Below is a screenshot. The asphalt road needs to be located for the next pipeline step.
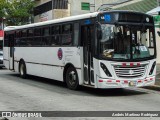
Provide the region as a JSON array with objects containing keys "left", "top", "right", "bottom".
[{"left": 0, "top": 69, "right": 160, "bottom": 120}]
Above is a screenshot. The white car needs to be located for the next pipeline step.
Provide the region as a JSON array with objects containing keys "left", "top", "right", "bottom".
[{"left": 0, "top": 50, "right": 4, "bottom": 68}]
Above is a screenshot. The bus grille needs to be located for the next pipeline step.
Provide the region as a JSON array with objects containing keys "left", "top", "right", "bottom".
[{"left": 114, "top": 65, "right": 147, "bottom": 78}]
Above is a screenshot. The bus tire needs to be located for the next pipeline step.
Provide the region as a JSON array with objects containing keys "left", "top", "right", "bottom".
[
  {"left": 65, "top": 66, "right": 79, "bottom": 90},
  {"left": 19, "top": 61, "right": 27, "bottom": 79}
]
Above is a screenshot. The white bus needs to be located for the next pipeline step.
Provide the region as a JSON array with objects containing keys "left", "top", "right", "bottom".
[{"left": 3, "top": 11, "right": 157, "bottom": 90}]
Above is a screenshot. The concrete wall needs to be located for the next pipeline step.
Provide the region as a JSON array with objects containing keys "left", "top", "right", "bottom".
[{"left": 53, "top": 9, "right": 70, "bottom": 19}]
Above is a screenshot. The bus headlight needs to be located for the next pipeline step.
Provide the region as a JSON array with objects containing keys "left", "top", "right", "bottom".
[
  {"left": 100, "top": 63, "right": 112, "bottom": 77},
  {"left": 149, "top": 61, "right": 156, "bottom": 75}
]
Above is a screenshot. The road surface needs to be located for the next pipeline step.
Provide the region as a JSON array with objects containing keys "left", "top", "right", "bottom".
[{"left": 0, "top": 69, "right": 160, "bottom": 120}]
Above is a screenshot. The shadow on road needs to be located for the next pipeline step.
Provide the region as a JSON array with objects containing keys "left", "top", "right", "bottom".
[
  {"left": 0, "top": 67, "right": 7, "bottom": 70},
  {"left": 7, "top": 73, "right": 148, "bottom": 97},
  {"left": 79, "top": 87, "right": 148, "bottom": 97}
]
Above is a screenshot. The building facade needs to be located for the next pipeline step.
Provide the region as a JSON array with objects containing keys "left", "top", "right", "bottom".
[
  {"left": 33, "top": 0, "right": 127, "bottom": 22},
  {"left": 34, "top": 0, "right": 70, "bottom": 22}
]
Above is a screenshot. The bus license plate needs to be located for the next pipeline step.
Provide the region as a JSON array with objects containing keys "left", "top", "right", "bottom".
[{"left": 129, "top": 81, "right": 137, "bottom": 86}]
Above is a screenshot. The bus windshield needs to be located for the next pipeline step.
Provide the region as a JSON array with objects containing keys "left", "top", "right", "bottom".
[{"left": 98, "top": 24, "right": 156, "bottom": 61}]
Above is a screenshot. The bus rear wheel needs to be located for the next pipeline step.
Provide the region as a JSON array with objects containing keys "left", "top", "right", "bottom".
[
  {"left": 65, "top": 66, "right": 79, "bottom": 90},
  {"left": 19, "top": 62, "right": 27, "bottom": 79}
]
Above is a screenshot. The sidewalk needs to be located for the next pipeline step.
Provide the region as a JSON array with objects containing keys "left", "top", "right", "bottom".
[
  {"left": 144, "top": 64, "right": 160, "bottom": 91},
  {"left": 155, "top": 64, "right": 160, "bottom": 86}
]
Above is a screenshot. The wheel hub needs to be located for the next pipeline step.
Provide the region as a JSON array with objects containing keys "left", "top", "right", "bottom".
[
  {"left": 68, "top": 71, "right": 76, "bottom": 86},
  {"left": 20, "top": 64, "right": 24, "bottom": 75}
]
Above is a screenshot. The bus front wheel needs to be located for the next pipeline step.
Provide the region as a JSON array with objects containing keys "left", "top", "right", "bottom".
[
  {"left": 65, "top": 66, "right": 79, "bottom": 90},
  {"left": 19, "top": 62, "right": 27, "bottom": 79}
]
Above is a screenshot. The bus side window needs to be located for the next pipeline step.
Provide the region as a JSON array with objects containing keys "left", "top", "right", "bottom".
[
  {"left": 28, "top": 29, "right": 34, "bottom": 37},
  {"left": 15, "top": 31, "right": 21, "bottom": 46},
  {"left": 61, "top": 24, "right": 72, "bottom": 45},
  {"left": 42, "top": 27, "right": 50, "bottom": 36},
  {"left": 42, "top": 27, "right": 51, "bottom": 46},
  {"left": 34, "top": 28, "right": 42, "bottom": 46},
  {"left": 52, "top": 36, "right": 60, "bottom": 46},
  {"left": 31, "top": 37, "right": 42, "bottom": 46},
  {"left": 51, "top": 25, "right": 61, "bottom": 46},
  {"left": 73, "top": 23, "right": 79, "bottom": 46},
  {"left": 8, "top": 32, "right": 15, "bottom": 47},
  {"left": 34, "top": 28, "right": 41, "bottom": 36},
  {"left": 51, "top": 26, "right": 60, "bottom": 35},
  {"left": 22, "top": 29, "right": 27, "bottom": 37},
  {"left": 4, "top": 33, "right": 9, "bottom": 47}
]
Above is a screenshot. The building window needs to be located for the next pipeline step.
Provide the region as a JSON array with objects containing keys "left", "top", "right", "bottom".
[
  {"left": 34, "top": 0, "right": 68, "bottom": 16},
  {"left": 53, "top": 0, "right": 68, "bottom": 9},
  {"left": 81, "top": 2, "right": 90, "bottom": 10}
]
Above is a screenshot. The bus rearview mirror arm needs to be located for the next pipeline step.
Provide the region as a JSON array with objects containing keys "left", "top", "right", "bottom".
[{"left": 96, "top": 22, "right": 102, "bottom": 40}]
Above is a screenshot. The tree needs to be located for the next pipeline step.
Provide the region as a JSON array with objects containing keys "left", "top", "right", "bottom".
[
  {"left": 0, "top": 0, "right": 8, "bottom": 19},
  {"left": 0, "top": 0, "right": 34, "bottom": 26}
]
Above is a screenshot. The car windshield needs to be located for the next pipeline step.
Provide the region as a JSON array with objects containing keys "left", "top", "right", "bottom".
[
  {"left": 98, "top": 24, "right": 156, "bottom": 60},
  {"left": 0, "top": 53, "right": 2, "bottom": 56}
]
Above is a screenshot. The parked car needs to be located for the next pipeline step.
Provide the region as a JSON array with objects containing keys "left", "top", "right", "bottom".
[{"left": 0, "top": 50, "right": 4, "bottom": 68}]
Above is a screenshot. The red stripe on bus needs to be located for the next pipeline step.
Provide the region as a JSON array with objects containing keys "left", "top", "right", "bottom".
[
  {"left": 137, "top": 63, "right": 140, "bottom": 66},
  {"left": 150, "top": 78, "right": 153, "bottom": 80},
  {"left": 116, "top": 80, "right": 120, "bottom": 82},
  {"left": 98, "top": 80, "right": 103, "bottom": 82},
  {"left": 107, "top": 80, "right": 112, "bottom": 82},
  {"left": 130, "top": 62, "right": 134, "bottom": 66},
  {"left": 124, "top": 80, "right": 128, "bottom": 83},
  {"left": 122, "top": 63, "right": 126, "bottom": 67}
]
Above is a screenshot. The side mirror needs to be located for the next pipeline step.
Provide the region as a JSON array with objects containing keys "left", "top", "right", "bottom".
[{"left": 157, "top": 31, "right": 160, "bottom": 36}]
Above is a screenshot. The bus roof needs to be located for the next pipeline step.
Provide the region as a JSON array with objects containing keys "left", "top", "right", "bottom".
[
  {"left": 4, "top": 12, "right": 99, "bottom": 31},
  {"left": 4, "top": 10, "right": 152, "bottom": 31}
]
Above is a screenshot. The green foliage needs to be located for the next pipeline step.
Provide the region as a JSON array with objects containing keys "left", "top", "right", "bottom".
[
  {"left": 0, "top": 0, "right": 8, "bottom": 19},
  {"left": 0, "top": 0, "right": 34, "bottom": 25}
]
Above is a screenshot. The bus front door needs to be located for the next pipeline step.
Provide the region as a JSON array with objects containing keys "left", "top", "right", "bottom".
[
  {"left": 82, "top": 25, "right": 94, "bottom": 85},
  {"left": 8, "top": 34, "right": 14, "bottom": 70}
]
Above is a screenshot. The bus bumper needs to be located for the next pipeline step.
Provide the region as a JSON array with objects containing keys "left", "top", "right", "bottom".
[{"left": 96, "top": 76, "right": 155, "bottom": 88}]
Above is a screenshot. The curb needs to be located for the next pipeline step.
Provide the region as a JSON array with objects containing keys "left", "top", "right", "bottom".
[{"left": 143, "top": 85, "right": 160, "bottom": 91}]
